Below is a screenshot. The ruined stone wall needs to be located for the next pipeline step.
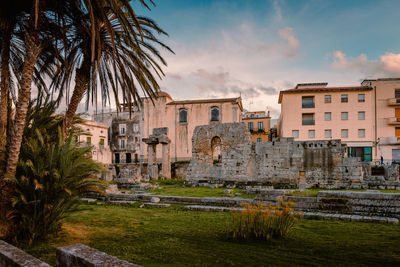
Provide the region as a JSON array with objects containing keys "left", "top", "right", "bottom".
[
  {"left": 186, "top": 123, "right": 253, "bottom": 183},
  {"left": 186, "top": 123, "right": 367, "bottom": 189}
]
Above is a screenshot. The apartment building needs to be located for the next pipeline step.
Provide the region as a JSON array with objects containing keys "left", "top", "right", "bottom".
[
  {"left": 279, "top": 82, "right": 373, "bottom": 161},
  {"left": 76, "top": 120, "right": 112, "bottom": 165},
  {"left": 279, "top": 79, "right": 400, "bottom": 162},
  {"left": 242, "top": 111, "right": 271, "bottom": 142}
]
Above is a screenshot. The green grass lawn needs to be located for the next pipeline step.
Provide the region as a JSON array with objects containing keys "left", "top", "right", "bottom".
[{"left": 22, "top": 203, "right": 400, "bottom": 266}]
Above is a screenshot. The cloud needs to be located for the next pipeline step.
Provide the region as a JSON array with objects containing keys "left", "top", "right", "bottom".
[
  {"left": 332, "top": 50, "right": 400, "bottom": 77},
  {"left": 167, "top": 73, "right": 182, "bottom": 80},
  {"left": 193, "top": 69, "right": 230, "bottom": 85},
  {"left": 258, "top": 86, "right": 278, "bottom": 95},
  {"left": 278, "top": 27, "right": 299, "bottom": 59}
]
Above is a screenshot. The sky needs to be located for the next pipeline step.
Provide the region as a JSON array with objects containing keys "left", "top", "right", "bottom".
[{"left": 127, "top": 0, "right": 400, "bottom": 118}]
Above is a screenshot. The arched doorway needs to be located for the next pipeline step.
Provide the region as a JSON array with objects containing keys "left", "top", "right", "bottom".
[{"left": 211, "top": 136, "right": 222, "bottom": 165}]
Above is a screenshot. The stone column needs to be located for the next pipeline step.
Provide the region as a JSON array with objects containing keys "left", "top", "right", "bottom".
[
  {"left": 143, "top": 136, "right": 159, "bottom": 180},
  {"left": 159, "top": 135, "right": 171, "bottom": 179}
]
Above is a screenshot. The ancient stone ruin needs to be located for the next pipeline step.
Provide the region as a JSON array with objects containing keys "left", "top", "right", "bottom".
[
  {"left": 186, "top": 123, "right": 400, "bottom": 189},
  {"left": 143, "top": 127, "right": 171, "bottom": 179}
]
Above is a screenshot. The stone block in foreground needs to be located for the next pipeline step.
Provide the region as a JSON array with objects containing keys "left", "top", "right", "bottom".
[
  {"left": 56, "top": 243, "right": 141, "bottom": 267},
  {"left": 0, "top": 240, "right": 50, "bottom": 267}
]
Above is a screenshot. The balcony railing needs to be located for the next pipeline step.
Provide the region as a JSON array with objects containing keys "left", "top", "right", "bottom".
[
  {"left": 379, "top": 136, "right": 400, "bottom": 145},
  {"left": 386, "top": 117, "right": 400, "bottom": 125},
  {"left": 387, "top": 98, "right": 400, "bottom": 106},
  {"left": 302, "top": 103, "right": 315, "bottom": 108},
  {"left": 302, "top": 120, "right": 315, "bottom": 125}
]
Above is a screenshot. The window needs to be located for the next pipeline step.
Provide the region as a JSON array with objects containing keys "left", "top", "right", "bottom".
[
  {"left": 250, "top": 114, "right": 255, "bottom": 118},
  {"left": 358, "top": 94, "right": 365, "bottom": 102},
  {"left": 341, "top": 129, "right": 348, "bottom": 138},
  {"left": 248, "top": 122, "right": 254, "bottom": 131},
  {"left": 395, "top": 89, "right": 400, "bottom": 99},
  {"left": 119, "top": 124, "right": 126, "bottom": 136},
  {"left": 341, "top": 94, "right": 348, "bottom": 103},
  {"left": 324, "top": 95, "right": 331, "bottom": 103},
  {"left": 292, "top": 130, "right": 299, "bottom": 138},
  {"left": 358, "top": 111, "right": 365, "bottom": 120},
  {"left": 257, "top": 138, "right": 262, "bottom": 142},
  {"left": 302, "top": 113, "right": 315, "bottom": 125},
  {"left": 179, "top": 109, "right": 188, "bottom": 123},
  {"left": 86, "top": 136, "right": 91, "bottom": 146},
  {"left": 120, "top": 139, "right": 126, "bottom": 149},
  {"left": 126, "top": 153, "right": 131, "bottom": 163},
  {"left": 325, "top": 129, "right": 332, "bottom": 138},
  {"left": 258, "top": 122, "right": 263, "bottom": 131},
  {"left": 99, "top": 138, "right": 105, "bottom": 148},
  {"left": 341, "top": 112, "right": 348, "bottom": 120},
  {"left": 358, "top": 129, "right": 365, "bottom": 138},
  {"left": 308, "top": 130, "right": 315, "bottom": 138},
  {"left": 211, "top": 107, "right": 219, "bottom": 121},
  {"left": 302, "top": 96, "right": 315, "bottom": 108},
  {"left": 324, "top": 112, "right": 331, "bottom": 121},
  {"left": 115, "top": 153, "right": 120, "bottom": 164}
]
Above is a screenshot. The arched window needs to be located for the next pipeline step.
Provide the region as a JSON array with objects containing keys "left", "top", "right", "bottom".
[
  {"left": 211, "top": 136, "right": 222, "bottom": 165},
  {"left": 211, "top": 107, "right": 219, "bottom": 121},
  {"left": 179, "top": 109, "right": 188, "bottom": 123}
]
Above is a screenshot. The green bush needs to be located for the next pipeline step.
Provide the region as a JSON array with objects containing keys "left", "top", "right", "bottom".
[
  {"left": 228, "top": 201, "right": 301, "bottom": 240},
  {"left": 10, "top": 101, "right": 106, "bottom": 244}
]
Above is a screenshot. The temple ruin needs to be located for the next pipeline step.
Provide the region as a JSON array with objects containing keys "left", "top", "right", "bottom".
[{"left": 186, "top": 123, "right": 400, "bottom": 189}]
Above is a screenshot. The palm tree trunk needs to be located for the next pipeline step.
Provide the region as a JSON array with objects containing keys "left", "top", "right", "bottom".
[
  {"left": 6, "top": 32, "right": 42, "bottom": 176},
  {"left": 62, "top": 56, "right": 91, "bottom": 138},
  {"left": 0, "top": 30, "right": 41, "bottom": 240},
  {"left": 0, "top": 27, "right": 11, "bottom": 153}
]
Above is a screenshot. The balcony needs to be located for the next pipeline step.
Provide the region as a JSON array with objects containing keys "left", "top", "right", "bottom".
[
  {"left": 379, "top": 136, "right": 400, "bottom": 145},
  {"left": 386, "top": 117, "right": 400, "bottom": 125},
  {"left": 302, "top": 120, "right": 315, "bottom": 125},
  {"left": 302, "top": 103, "right": 315, "bottom": 108},
  {"left": 387, "top": 98, "right": 400, "bottom": 106}
]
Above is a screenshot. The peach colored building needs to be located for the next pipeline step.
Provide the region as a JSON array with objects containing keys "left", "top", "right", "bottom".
[
  {"left": 361, "top": 78, "right": 400, "bottom": 162},
  {"left": 279, "top": 82, "right": 374, "bottom": 161},
  {"left": 279, "top": 79, "right": 400, "bottom": 162},
  {"left": 242, "top": 111, "right": 271, "bottom": 142},
  {"left": 77, "top": 120, "right": 112, "bottom": 165}
]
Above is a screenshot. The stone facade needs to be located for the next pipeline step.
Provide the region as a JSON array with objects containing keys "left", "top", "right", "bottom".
[{"left": 186, "top": 123, "right": 398, "bottom": 189}]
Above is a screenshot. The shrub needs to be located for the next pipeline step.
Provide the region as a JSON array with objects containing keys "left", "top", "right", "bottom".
[
  {"left": 9, "top": 101, "right": 106, "bottom": 244},
  {"left": 228, "top": 200, "right": 301, "bottom": 240}
]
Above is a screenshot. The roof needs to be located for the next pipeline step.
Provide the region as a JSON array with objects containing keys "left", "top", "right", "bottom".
[
  {"left": 278, "top": 86, "right": 371, "bottom": 103},
  {"left": 295, "top": 82, "right": 328, "bottom": 89},
  {"left": 166, "top": 97, "right": 243, "bottom": 110},
  {"left": 156, "top": 91, "right": 172, "bottom": 99}
]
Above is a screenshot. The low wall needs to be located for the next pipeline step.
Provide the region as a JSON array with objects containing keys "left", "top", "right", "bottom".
[
  {"left": 0, "top": 240, "right": 50, "bottom": 267},
  {"left": 57, "top": 244, "right": 141, "bottom": 267},
  {"left": 0, "top": 241, "right": 142, "bottom": 267},
  {"left": 172, "top": 161, "right": 190, "bottom": 179}
]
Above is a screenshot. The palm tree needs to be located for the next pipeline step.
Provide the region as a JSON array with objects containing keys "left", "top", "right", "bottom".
[{"left": 55, "top": 1, "right": 172, "bottom": 138}]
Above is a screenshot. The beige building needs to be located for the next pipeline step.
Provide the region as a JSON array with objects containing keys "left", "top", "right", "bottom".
[
  {"left": 142, "top": 92, "right": 243, "bottom": 161},
  {"left": 242, "top": 111, "right": 271, "bottom": 142},
  {"left": 279, "top": 79, "right": 400, "bottom": 162},
  {"left": 77, "top": 120, "right": 112, "bottom": 165},
  {"left": 94, "top": 92, "right": 243, "bottom": 163}
]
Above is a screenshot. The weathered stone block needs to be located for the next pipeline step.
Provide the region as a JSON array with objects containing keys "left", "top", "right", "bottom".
[
  {"left": 56, "top": 244, "right": 141, "bottom": 267},
  {"left": 0, "top": 240, "right": 50, "bottom": 267}
]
